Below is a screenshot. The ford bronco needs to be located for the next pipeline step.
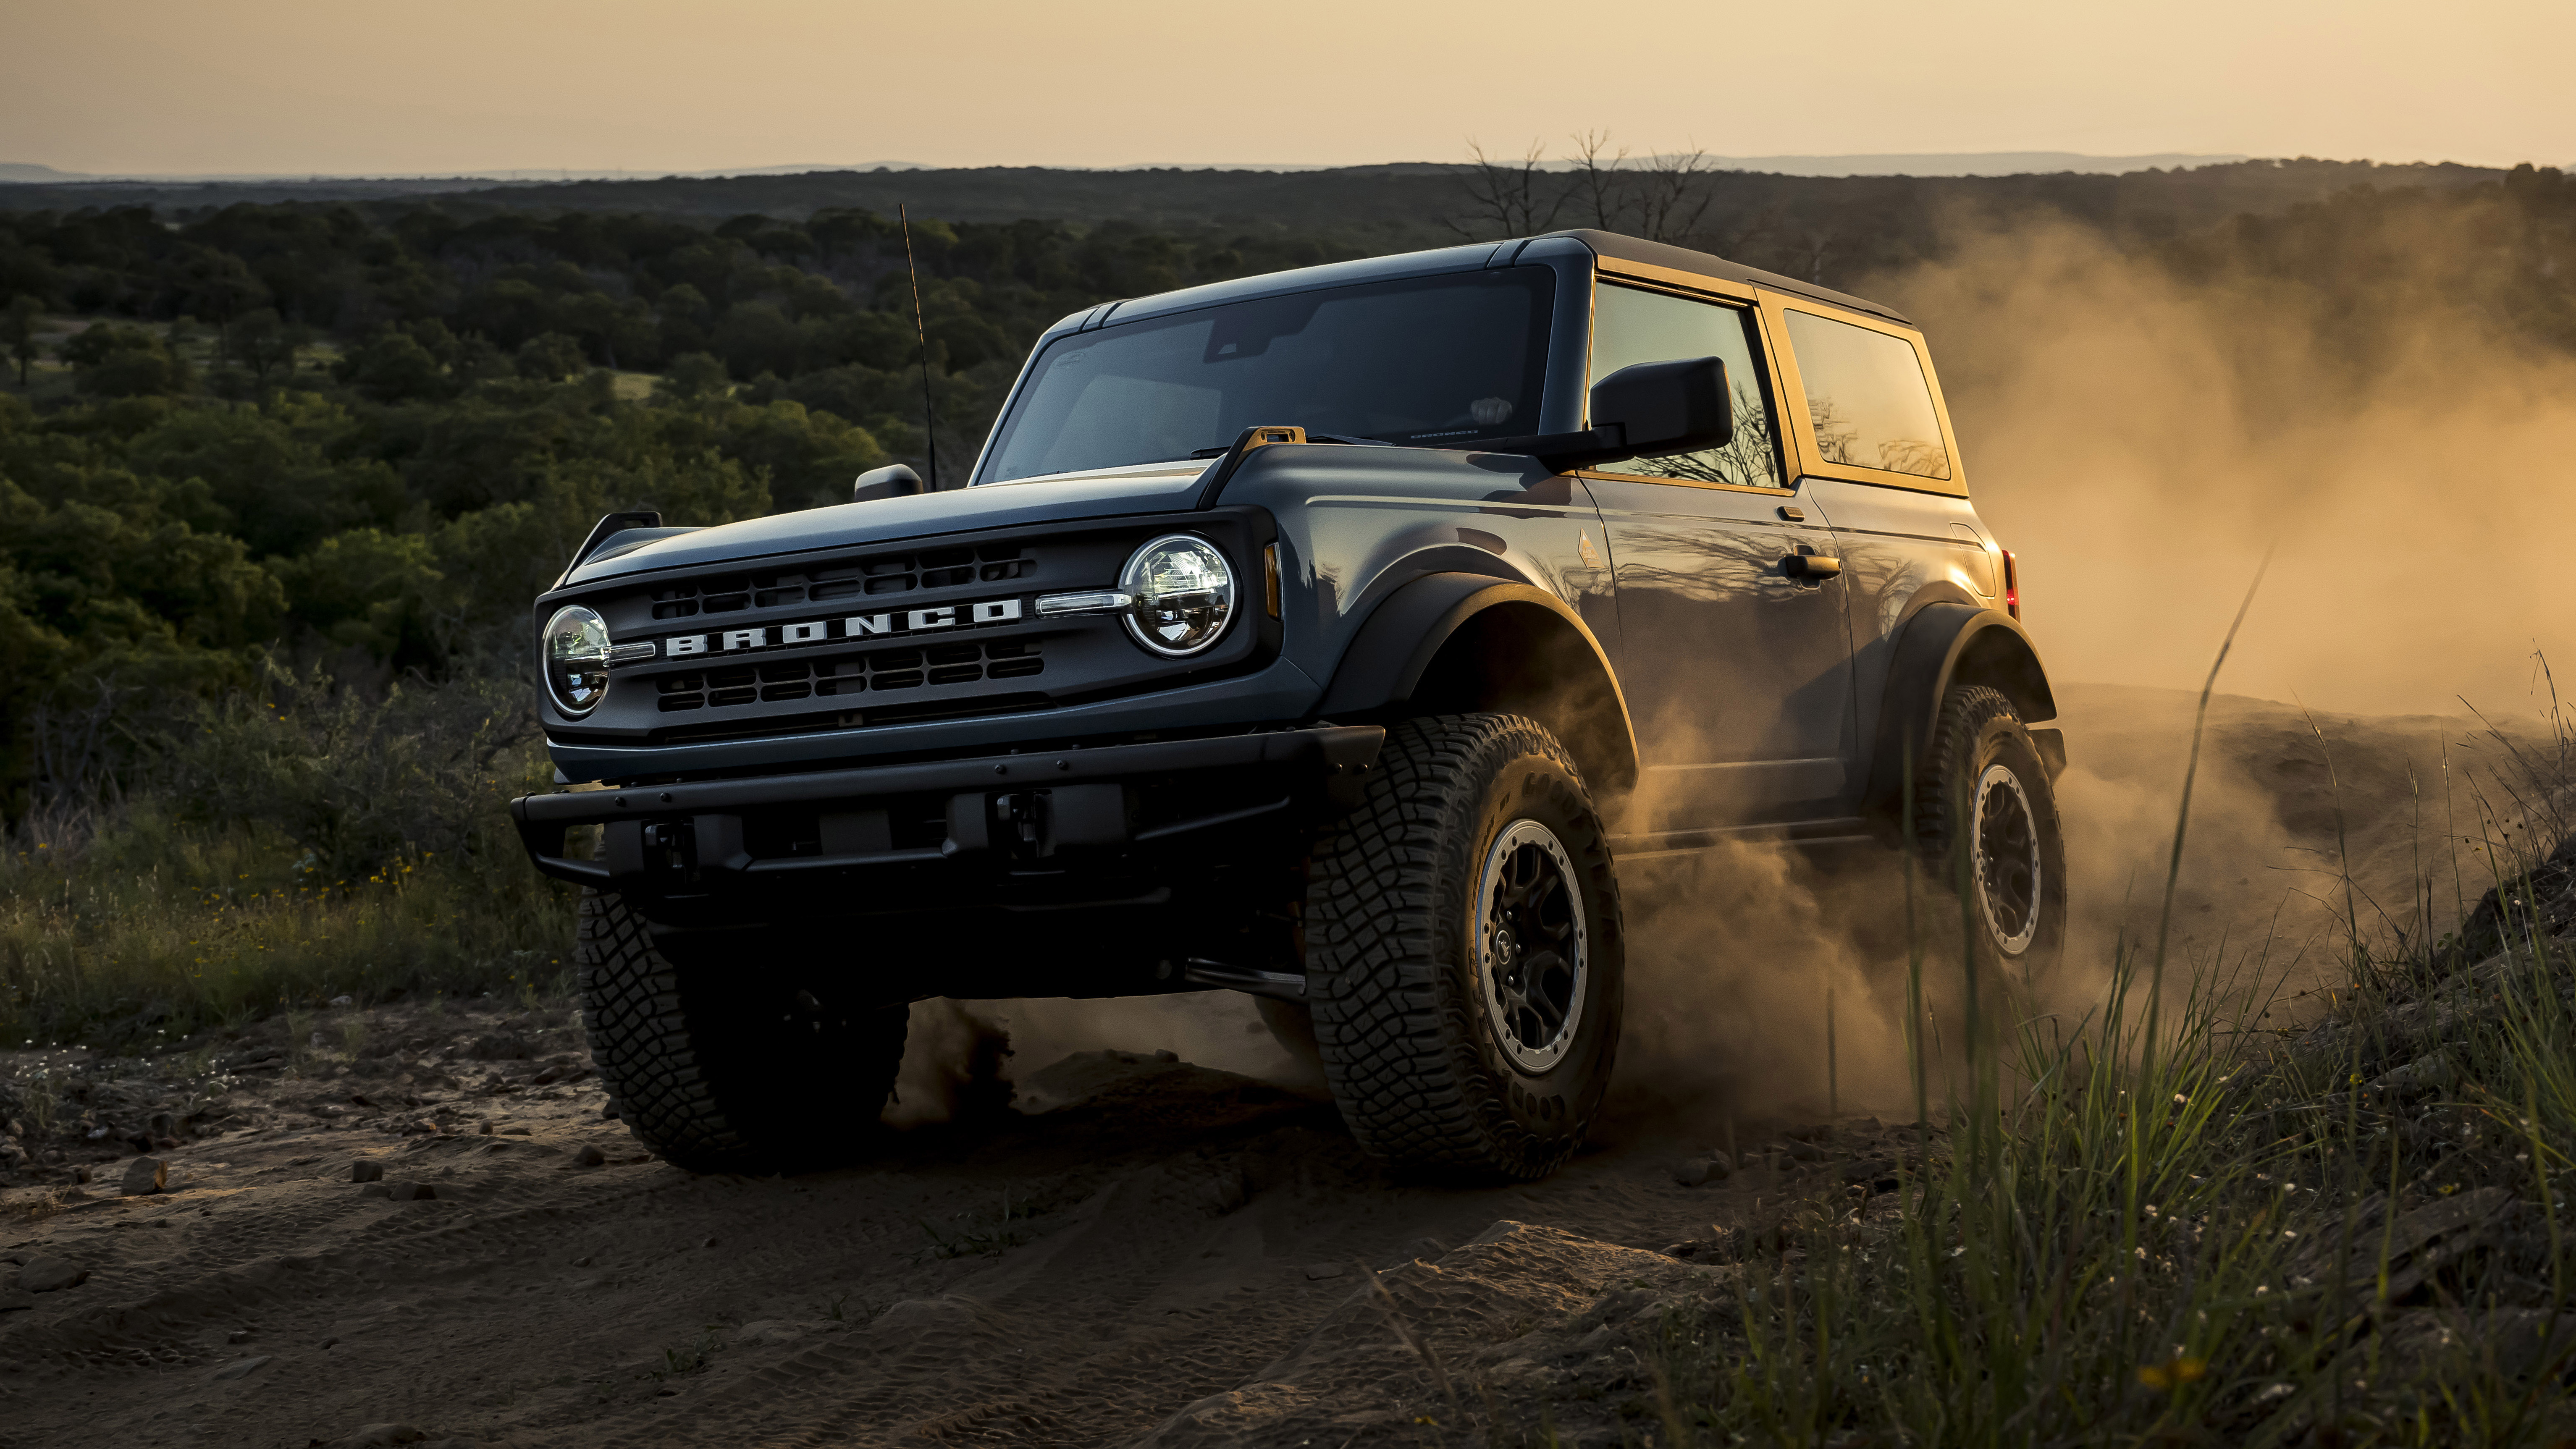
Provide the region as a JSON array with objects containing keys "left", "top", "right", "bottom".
[{"left": 511, "top": 228, "right": 2067, "bottom": 1179}]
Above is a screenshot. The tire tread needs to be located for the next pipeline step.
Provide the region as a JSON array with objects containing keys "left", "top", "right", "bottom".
[{"left": 1304, "top": 713, "right": 1617, "bottom": 1178}]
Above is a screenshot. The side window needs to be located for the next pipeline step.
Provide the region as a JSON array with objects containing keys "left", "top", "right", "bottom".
[
  {"left": 1585, "top": 283, "right": 1782, "bottom": 489},
  {"left": 1781, "top": 309, "right": 1952, "bottom": 480}
]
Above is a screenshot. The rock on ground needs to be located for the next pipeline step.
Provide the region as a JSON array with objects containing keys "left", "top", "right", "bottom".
[
  {"left": 335, "top": 1425, "right": 427, "bottom": 1447},
  {"left": 18, "top": 1255, "right": 86, "bottom": 1292}
]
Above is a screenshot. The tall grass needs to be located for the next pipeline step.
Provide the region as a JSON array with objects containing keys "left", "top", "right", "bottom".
[
  {"left": 1669, "top": 930, "right": 2576, "bottom": 1443},
  {"left": 1654, "top": 636, "right": 2576, "bottom": 1444},
  {"left": 1, "top": 662, "right": 581, "bottom": 1048}
]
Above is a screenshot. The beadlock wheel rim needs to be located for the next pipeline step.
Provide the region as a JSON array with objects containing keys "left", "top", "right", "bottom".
[
  {"left": 1475, "top": 818, "right": 1589, "bottom": 1073},
  {"left": 1973, "top": 762, "right": 2043, "bottom": 957}
]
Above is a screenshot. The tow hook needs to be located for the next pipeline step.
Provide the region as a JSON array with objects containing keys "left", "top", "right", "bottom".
[
  {"left": 640, "top": 819, "right": 698, "bottom": 885},
  {"left": 994, "top": 791, "right": 1047, "bottom": 855}
]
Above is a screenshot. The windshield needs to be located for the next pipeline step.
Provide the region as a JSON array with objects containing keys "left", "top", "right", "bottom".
[{"left": 977, "top": 267, "right": 1557, "bottom": 483}]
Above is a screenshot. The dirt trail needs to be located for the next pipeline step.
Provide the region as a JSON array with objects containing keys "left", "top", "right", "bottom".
[
  {"left": 0, "top": 683, "right": 2502, "bottom": 1448},
  {"left": 2, "top": 1028, "right": 1836, "bottom": 1449}
]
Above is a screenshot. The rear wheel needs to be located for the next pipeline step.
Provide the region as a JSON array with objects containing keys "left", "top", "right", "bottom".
[
  {"left": 1913, "top": 684, "right": 2067, "bottom": 981},
  {"left": 1303, "top": 714, "right": 1623, "bottom": 1179},
  {"left": 576, "top": 889, "right": 908, "bottom": 1171}
]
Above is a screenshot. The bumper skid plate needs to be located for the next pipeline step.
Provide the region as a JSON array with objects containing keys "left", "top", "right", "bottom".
[{"left": 510, "top": 726, "right": 1385, "bottom": 893}]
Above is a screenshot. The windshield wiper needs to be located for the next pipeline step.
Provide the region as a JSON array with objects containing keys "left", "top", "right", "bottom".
[{"left": 1186, "top": 432, "right": 1386, "bottom": 459}]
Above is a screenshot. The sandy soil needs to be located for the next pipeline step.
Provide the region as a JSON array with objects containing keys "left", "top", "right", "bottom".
[
  {"left": 0, "top": 1006, "right": 1878, "bottom": 1449},
  {"left": 0, "top": 683, "right": 2507, "bottom": 1448}
]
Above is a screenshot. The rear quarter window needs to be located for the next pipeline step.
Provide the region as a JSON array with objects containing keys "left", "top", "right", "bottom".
[{"left": 1783, "top": 310, "right": 1952, "bottom": 481}]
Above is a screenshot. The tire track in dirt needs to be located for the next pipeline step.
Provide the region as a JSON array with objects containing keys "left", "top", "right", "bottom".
[{"left": 4, "top": 1046, "right": 1778, "bottom": 1449}]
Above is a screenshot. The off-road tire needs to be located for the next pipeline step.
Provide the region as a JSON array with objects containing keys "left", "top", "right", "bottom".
[
  {"left": 576, "top": 888, "right": 908, "bottom": 1172},
  {"left": 1304, "top": 713, "right": 1623, "bottom": 1179},
  {"left": 1913, "top": 684, "right": 2068, "bottom": 980}
]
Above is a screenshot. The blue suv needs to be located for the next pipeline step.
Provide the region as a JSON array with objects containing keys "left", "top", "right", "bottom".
[{"left": 512, "top": 228, "right": 2066, "bottom": 1179}]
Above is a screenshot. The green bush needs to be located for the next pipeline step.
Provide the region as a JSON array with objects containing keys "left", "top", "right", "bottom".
[
  {"left": 161, "top": 658, "right": 536, "bottom": 878},
  {"left": 0, "top": 663, "right": 575, "bottom": 1049}
]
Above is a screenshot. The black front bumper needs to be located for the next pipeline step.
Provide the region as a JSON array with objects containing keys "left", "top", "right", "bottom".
[{"left": 509, "top": 725, "right": 1385, "bottom": 904}]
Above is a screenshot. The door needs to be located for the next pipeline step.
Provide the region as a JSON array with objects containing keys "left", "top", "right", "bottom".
[
  {"left": 1582, "top": 282, "right": 1858, "bottom": 836},
  {"left": 1770, "top": 305, "right": 2004, "bottom": 777}
]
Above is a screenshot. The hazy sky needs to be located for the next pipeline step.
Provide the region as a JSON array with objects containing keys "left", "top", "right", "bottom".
[{"left": 5, "top": 0, "right": 2568, "bottom": 176}]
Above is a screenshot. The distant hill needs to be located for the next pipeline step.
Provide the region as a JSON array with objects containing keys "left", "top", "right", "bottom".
[
  {"left": 0, "top": 161, "right": 939, "bottom": 186},
  {"left": 0, "top": 157, "right": 2512, "bottom": 273},
  {"left": 0, "top": 154, "right": 2493, "bottom": 228},
  {"left": 418, "top": 158, "right": 2511, "bottom": 250},
  {"left": 1613, "top": 151, "right": 2248, "bottom": 177},
  {"left": 0, "top": 173, "right": 543, "bottom": 202},
  {"left": 0, "top": 152, "right": 2238, "bottom": 187}
]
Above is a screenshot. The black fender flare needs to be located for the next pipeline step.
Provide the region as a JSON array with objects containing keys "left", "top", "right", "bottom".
[
  {"left": 1863, "top": 602, "right": 2060, "bottom": 832},
  {"left": 1315, "top": 572, "right": 1640, "bottom": 797}
]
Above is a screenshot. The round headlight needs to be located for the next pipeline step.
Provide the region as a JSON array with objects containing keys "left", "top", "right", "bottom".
[
  {"left": 1120, "top": 534, "right": 1236, "bottom": 657},
  {"left": 542, "top": 605, "right": 612, "bottom": 716}
]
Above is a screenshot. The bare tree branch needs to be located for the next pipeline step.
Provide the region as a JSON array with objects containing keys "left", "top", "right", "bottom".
[
  {"left": 1448, "top": 138, "right": 1568, "bottom": 241},
  {"left": 1568, "top": 128, "right": 1631, "bottom": 231},
  {"left": 1633, "top": 145, "right": 1718, "bottom": 246}
]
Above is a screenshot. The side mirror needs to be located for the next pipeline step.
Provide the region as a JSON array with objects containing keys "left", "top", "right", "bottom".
[
  {"left": 1588, "top": 356, "right": 1732, "bottom": 462},
  {"left": 1426, "top": 355, "right": 1732, "bottom": 473},
  {"left": 851, "top": 464, "right": 926, "bottom": 503}
]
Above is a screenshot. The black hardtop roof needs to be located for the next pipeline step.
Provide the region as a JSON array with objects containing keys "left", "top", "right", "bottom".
[
  {"left": 1062, "top": 229, "right": 1912, "bottom": 337},
  {"left": 1534, "top": 229, "right": 1914, "bottom": 326}
]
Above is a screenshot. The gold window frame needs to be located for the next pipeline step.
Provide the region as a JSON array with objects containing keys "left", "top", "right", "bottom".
[
  {"left": 1758, "top": 295, "right": 1970, "bottom": 498},
  {"left": 1575, "top": 257, "right": 1796, "bottom": 498}
]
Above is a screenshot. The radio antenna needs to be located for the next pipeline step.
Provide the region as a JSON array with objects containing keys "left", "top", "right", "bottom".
[{"left": 899, "top": 202, "right": 939, "bottom": 490}]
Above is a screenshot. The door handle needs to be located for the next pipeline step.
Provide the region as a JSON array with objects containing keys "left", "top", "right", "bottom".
[{"left": 1783, "top": 552, "right": 1842, "bottom": 581}]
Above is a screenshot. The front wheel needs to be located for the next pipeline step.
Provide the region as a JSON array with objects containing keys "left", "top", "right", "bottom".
[
  {"left": 1303, "top": 714, "right": 1624, "bottom": 1180},
  {"left": 1913, "top": 684, "right": 2068, "bottom": 981},
  {"left": 576, "top": 890, "right": 909, "bottom": 1172}
]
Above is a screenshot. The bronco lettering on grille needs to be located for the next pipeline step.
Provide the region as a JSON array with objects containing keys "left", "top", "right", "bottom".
[{"left": 661, "top": 597, "right": 1024, "bottom": 655}]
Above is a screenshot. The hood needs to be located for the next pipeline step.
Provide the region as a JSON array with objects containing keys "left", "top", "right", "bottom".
[{"left": 562, "top": 458, "right": 1212, "bottom": 586}]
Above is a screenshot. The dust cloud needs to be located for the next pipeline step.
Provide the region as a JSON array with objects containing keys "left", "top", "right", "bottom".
[
  {"left": 889, "top": 992, "right": 1306, "bottom": 1123},
  {"left": 1610, "top": 848, "right": 1922, "bottom": 1133},
  {"left": 1876, "top": 217, "right": 2576, "bottom": 721},
  {"left": 1874, "top": 212, "right": 2576, "bottom": 972},
  {"left": 887, "top": 999, "right": 1017, "bottom": 1127}
]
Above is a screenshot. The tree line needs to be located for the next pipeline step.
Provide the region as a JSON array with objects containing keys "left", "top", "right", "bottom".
[{"left": 0, "top": 202, "right": 1361, "bottom": 818}]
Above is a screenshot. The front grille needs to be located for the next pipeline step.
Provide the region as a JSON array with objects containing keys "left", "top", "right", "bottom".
[
  {"left": 648, "top": 545, "right": 1036, "bottom": 620},
  {"left": 548, "top": 511, "right": 1271, "bottom": 752},
  {"left": 653, "top": 640, "right": 1044, "bottom": 713}
]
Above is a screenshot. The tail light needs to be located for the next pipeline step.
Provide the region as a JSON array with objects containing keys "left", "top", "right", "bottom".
[{"left": 2001, "top": 549, "right": 2020, "bottom": 620}]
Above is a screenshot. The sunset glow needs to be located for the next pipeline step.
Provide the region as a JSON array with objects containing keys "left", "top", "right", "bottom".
[{"left": 3, "top": 0, "right": 2568, "bottom": 176}]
